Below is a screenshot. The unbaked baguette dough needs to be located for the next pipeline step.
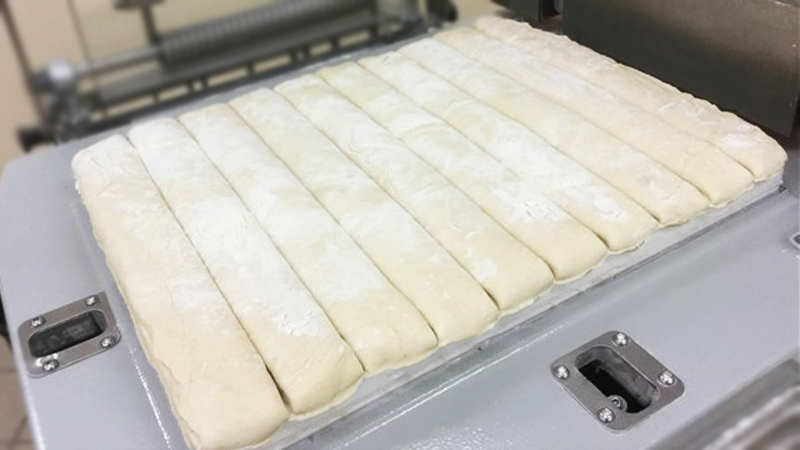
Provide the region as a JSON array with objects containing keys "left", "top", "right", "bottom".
[
  {"left": 230, "top": 89, "right": 498, "bottom": 344},
  {"left": 276, "top": 74, "right": 553, "bottom": 311},
  {"left": 360, "top": 52, "right": 657, "bottom": 252},
  {"left": 178, "top": 104, "right": 438, "bottom": 374},
  {"left": 318, "top": 62, "right": 607, "bottom": 281},
  {"left": 72, "top": 135, "right": 288, "bottom": 450},
  {"left": 474, "top": 16, "right": 787, "bottom": 181},
  {"left": 437, "top": 28, "right": 754, "bottom": 206},
  {"left": 402, "top": 38, "right": 709, "bottom": 226},
  {"left": 127, "top": 119, "right": 364, "bottom": 415}
]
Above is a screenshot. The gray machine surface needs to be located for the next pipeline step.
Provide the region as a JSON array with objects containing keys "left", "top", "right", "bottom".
[
  {"left": 294, "top": 189, "right": 798, "bottom": 450},
  {"left": 0, "top": 25, "right": 798, "bottom": 450}
]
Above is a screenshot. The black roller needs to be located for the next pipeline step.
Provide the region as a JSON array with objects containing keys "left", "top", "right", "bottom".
[{"left": 161, "top": 0, "right": 375, "bottom": 66}]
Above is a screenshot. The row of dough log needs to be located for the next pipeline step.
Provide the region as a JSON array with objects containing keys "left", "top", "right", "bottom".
[
  {"left": 78, "top": 111, "right": 489, "bottom": 449},
  {"left": 275, "top": 74, "right": 553, "bottom": 309},
  {"left": 317, "top": 62, "right": 607, "bottom": 281},
  {"left": 474, "top": 16, "right": 786, "bottom": 182},
  {"left": 395, "top": 39, "right": 709, "bottom": 226},
  {"left": 72, "top": 137, "right": 289, "bottom": 450},
  {"left": 433, "top": 26, "right": 756, "bottom": 206},
  {"left": 128, "top": 118, "right": 365, "bottom": 423},
  {"left": 126, "top": 110, "right": 502, "bottom": 446},
  {"left": 116, "top": 90, "right": 520, "bottom": 447},
  {"left": 358, "top": 51, "right": 659, "bottom": 251},
  {"left": 73, "top": 19, "right": 786, "bottom": 450},
  {"left": 178, "top": 106, "right": 438, "bottom": 374}
]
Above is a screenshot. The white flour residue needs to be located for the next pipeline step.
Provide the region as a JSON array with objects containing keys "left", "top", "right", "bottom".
[
  {"left": 233, "top": 86, "right": 431, "bottom": 265},
  {"left": 472, "top": 259, "right": 498, "bottom": 284},
  {"left": 371, "top": 40, "right": 632, "bottom": 226},
  {"left": 481, "top": 20, "right": 778, "bottom": 172},
  {"left": 130, "top": 119, "right": 330, "bottom": 338},
  {"left": 490, "top": 185, "right": 568, "bottom": 224},
  {"left": 717, "top": 132, "right": 766, "bottom": 151},
  {"left": 338, "top": 199, "right": 423, "bottom": 254},
  {"left": 326, "top": 52, "right": 574, "bottom": 243},
  {"left": 492, "top": 136, "right": 631, "bottom": 225},
  {"left": 285, "top": 73, "right": 504, "bottom": 255},
  {"left": 323, "top": 63, "right": 443, "bottom": 137},
  {"left": 310, "top": 237, "right": 383, "bottom": 301},
  {"left": 183, "top": 103, "right": 393, "bottom": 311},
  {"left": 408, "top": 34, "right": 674, "bottom": 212},
  {"left": 600, "top": 141, "right": 677, "bottom": 203}
]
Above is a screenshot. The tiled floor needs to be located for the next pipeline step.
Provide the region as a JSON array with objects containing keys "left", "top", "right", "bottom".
[{"left": 0, "top": 340, "right": 31, "bottom": 450}]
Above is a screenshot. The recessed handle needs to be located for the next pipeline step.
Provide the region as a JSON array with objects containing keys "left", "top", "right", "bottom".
[
  {"left": 551, "top": 331, "right": 684, "bottom": 431},
  {"left": 18, "top": 292, "right": 121, "bottom": 377}
]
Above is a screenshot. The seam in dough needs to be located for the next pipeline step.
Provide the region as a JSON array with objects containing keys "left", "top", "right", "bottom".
[
  {"left": 178, "top": 104, "right": 438, "bottom": 375},
  {"left": 436, "top": 27, "right": 754, "bottom": 207},
  {"left": 474, "top": 16, "right": 786, "bottom": 181},
  {"left": 275, "top": 74, "right": 553, "bottom": 312},
  {"left": 127, "top": 118, "right": 364, "bottom": 415},
  {"left": 360, "top": 51, "right": 658, "bottom": 253},
  {"left": 230, "top": 89, "right": 499, "bottom": 345},
  {"left": 317, "top": 61, "right": 607, "bottom": 281},
  {"left": 72, "top": 135, "right": 288, "bottom": 450},
  {"left": 401, "top": 38, "right": 709, "bottom": 226}
]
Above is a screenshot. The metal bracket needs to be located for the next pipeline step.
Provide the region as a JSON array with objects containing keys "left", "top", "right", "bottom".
[
  {"left": 18, "top": 292, "right": 121, "bottom": 377},
  {"left": 551, "top": 331, "right": 684, "bottom": 431}
]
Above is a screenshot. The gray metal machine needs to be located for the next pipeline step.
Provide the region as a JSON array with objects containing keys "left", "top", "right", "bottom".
[
  {"left": 1, "top": 0, "right": 456, "bottom": 149},
  {"left": 0, "top": 1, "right": 798, "bottom": 449}
]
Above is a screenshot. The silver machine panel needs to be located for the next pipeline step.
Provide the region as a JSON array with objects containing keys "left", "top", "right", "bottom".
[{"left": 0, "top": 3, "right": 797, "bottom": 449}]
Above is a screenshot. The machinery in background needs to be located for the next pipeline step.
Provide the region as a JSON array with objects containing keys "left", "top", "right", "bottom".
[
  {"left": 492, "top": 0, "right": 561, "bottom": 24},
  {"left": 0, "top": 0, "right": 457, "bottom": 150},
  {"left": 0, "top": 2, "right": 796, "bottom": 449},
  {"left": 494, "top": 0, "right": 799, "bottom": 136}
]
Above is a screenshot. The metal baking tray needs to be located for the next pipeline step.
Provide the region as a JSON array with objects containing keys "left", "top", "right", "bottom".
[{"left": 0, "top": 23, "right": 788, "bottom": 450}]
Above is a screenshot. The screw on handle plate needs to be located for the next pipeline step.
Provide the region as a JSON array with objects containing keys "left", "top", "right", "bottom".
[
  {"left": 19, "top": 292, "right": 121, "bottom": 377},
  {"left": 551, "top": 331, "right": 684, "bottom": 432}
]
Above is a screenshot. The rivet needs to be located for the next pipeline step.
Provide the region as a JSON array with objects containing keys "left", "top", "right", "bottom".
[
  {"left": 598, "top": 407, "right": 615, "bottom": 423},
  {"left": 658, "top": 370, "right": 676, "bottom": 387},
  {"left": 42, "top": 359, "right": 59, "bottom": 372},
  {"left": 30, "top": 316, "right": 45, "bottom": 328},
  {"left": 608, "top": 395, "right": 627, "bottom": 411},
  {"left": 100, "top": 336, "right": 116, "bottom": 349},
  {"left": 612, "top": 332, "right": 628, "bottom": 347},
  {"left": 553, "top": 365, "right": 570, "bottom": 380},
  {"left": 85, "top": 296, "right": 97, "bottom": 306}
]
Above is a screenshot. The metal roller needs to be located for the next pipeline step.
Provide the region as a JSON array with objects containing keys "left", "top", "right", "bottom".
[{"left": 161, "top": 0, "right": 376, "bottom": 66}]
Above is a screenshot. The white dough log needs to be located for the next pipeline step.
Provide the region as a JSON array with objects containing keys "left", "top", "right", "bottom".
[
  {"left": 179, "top": 104, "right": 438, "bottom": 374},
  {"left": 127, "top": 119, "right": 364, "bottom": 416},
  {"left": 436, "top": 28, "right": 754, "bottom": 206},
  {"left": 474, "top": 16, "right": 786, "bottom": 181},
  {"left": 72, "top": 135, "right": 288, "bottom": 450},
  {"left": 230, "top": 89, "right": 498, "bottom": 344},
  {"left": 360, "top": 52, "right": 657, "bottom": 252},
  {"left": 276, "top": 74, "right": 553, "bottom": 311},
  {"left": 318, "top": 62, "right": 607, "bottom": 281},
  {"left": 401, "top": 39, "right": 709, "bottom": 226}
]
